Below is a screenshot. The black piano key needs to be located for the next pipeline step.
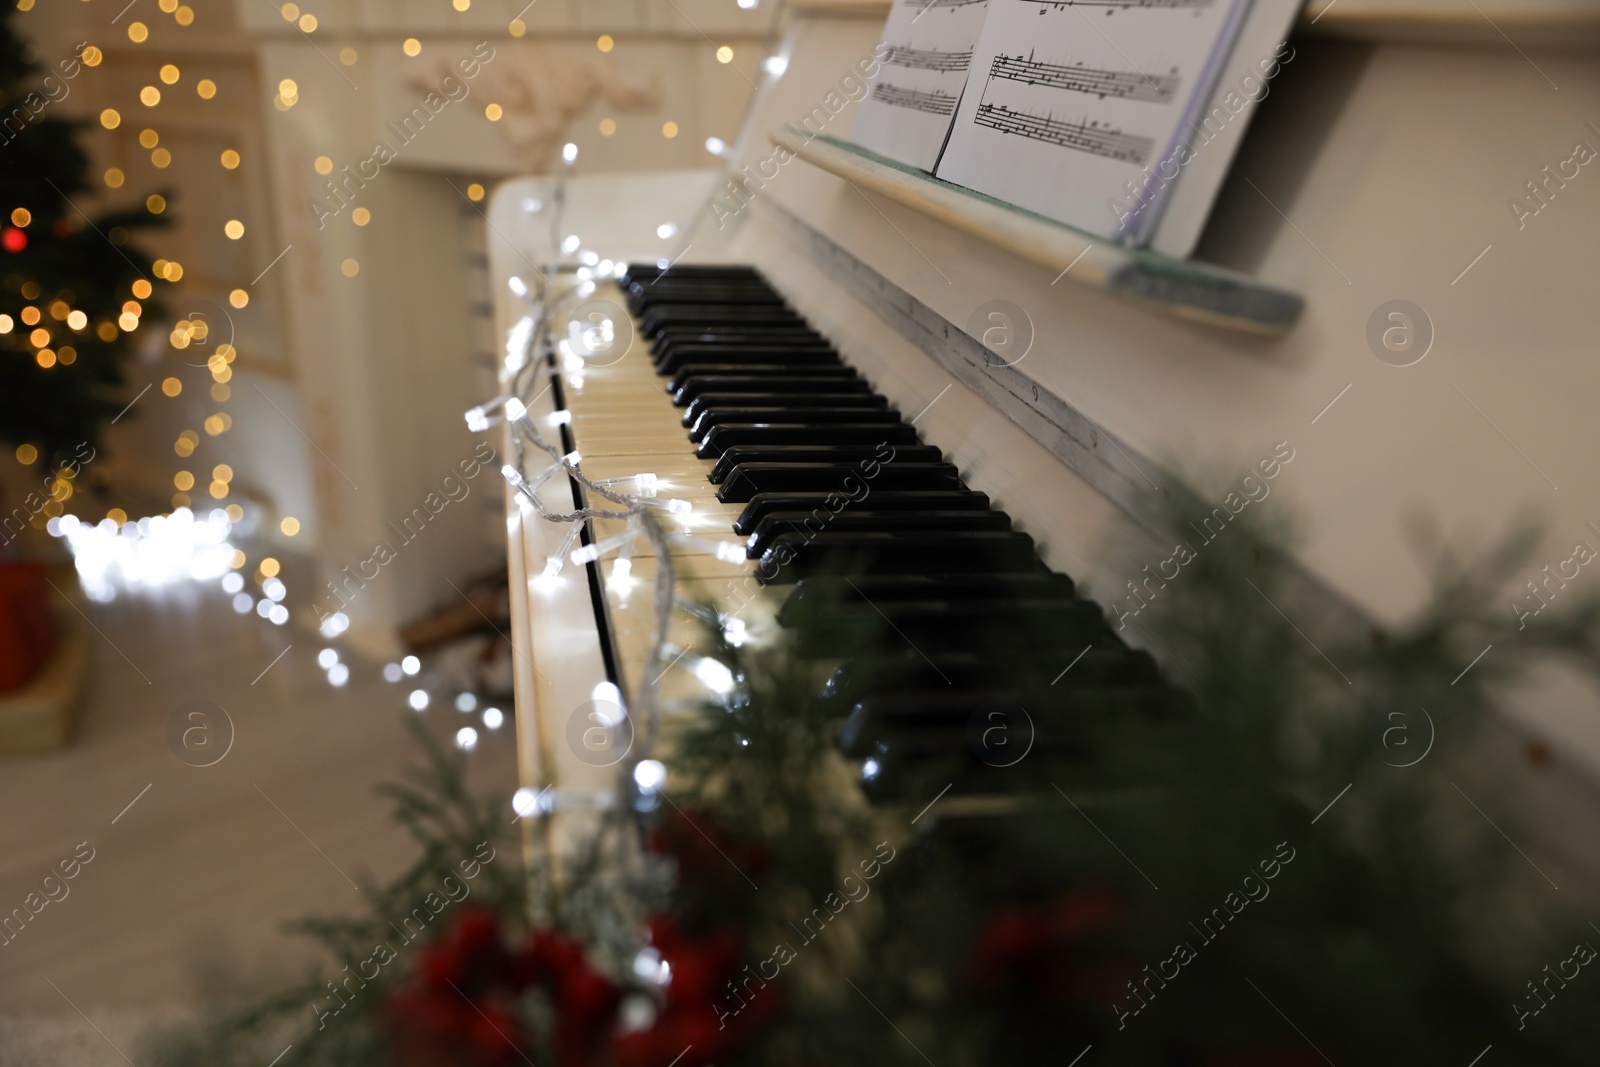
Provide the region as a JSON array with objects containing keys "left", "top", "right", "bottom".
[
  {"left": 656, "top": 346, "right": 841, "bottom": 375},
  {"left": 684, "top": 393, "right": 886, "bottom": 428},
  {"left": 745, "top": 510, "right": 1011, "bottom": 558},
  {"left": 652, "top": 328, "right": 828, "bottom": 354},
  {"left": 699, "top": 423, "right": 921, "bottom": 459},
  {"left": 755, "top": 530, "right": 1039, "bottom": 583},
  {"left": 709, "top": 445, "right": 943, "bottom": 485},
  {"left": 669, "top": 365, "right": 861, "bottom": 396},
  {"left": 690, "top": 407, "right": 905, "bottom": 444},
  {"left": 781, "top": 572, "right": 1077, "bottom": 616},
  {"left": 674, "top": 374, "right": 873, "bottom": 406},
  {"left": 839, "top": 685, "right": 1188, "bottom": 760},
  {"left": 732, "top": 490, "right": 991, "bottom": 536},
  {"left": 641, "top": 306, "right": 806, "bottom": 337},
  {"left": 623, "top": 263, "right": 762, "bottom": 283},
  {"left": 790, "top": 599, "right": 1111, "bottom": 657},
  {"left": 820, "top": 647, "right": 1163, "bottom": 701},
  {"left": 718, "top": 462, "right": 960, "bottom": 503}
]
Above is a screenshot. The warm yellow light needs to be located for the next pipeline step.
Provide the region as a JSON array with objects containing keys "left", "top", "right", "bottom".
[
  {"left": 281, "top": 517, "right": 301, "bottom": 536},
  {"left": 716, "top": 46, "right": 734, "bottom": 63},
  {"left": 172, "top": 492, "right": 190, "bottom": 508},
  {"left": 0, "top": 315, "right": 11, "bottom": 334},
  {"left": 108, "top": 508, "right": 127, "bottom": 526},
  {"left": 139, "top": 128, "right": 159, "bottom": 148},
  {"left": 467, "top": 183, "right": 485, "bottom": 202},
  {"left": 213, "top": 464, "right": 234, "bottom": 483},
  {"left": 128, "top": 22, "right": 149, "bottom": 43},
  {"left": 299, "top": 14, "right": 317, "bottom": 32},
  {"left": 140, "top": 86, "right": 161, "bottom": 106},
  {"left": 599, "top": 117, "right": 616, "bottom": 137},
  {"left": 212, "top": 364, "right": 233, "bottom": 383},
  {"left": 162, "top": 261, "right": 183, "bottom": 282},
  {"left": 211, "top": 383, "right": 230, "bottom": 402},
  {"left": 151, "top": 147, "right": 172, "bottom": 168},
  {"left": 281, "top": 1, "right": 298, "bottom": 17},
  {"left": 20, "top": 307, "right": 39, "bottom": 326},
  {"left": 123, "top": 300, "right": 143, "bottom": 318},
  {"left": 159, "top": 0, "right": 178, "bottom": 12},
  {"left": 100, "top": 108, "right": 120, "bottom": 129},
  {"left": 175, "top": 5, "right": 194, "bottom": 26},
  {"left": 132, "top": 279, "right": 153, "bottom": 299},
  {"left": 484, "top": 103, "right": 502, "bottom": 121},
  {"left": 35, "top": 350, "right": 56, "bottom": 369},
  {"left": 597, "top": 34, "right": 613, "bottom": 53},
  {"left": 402, "top": 38, "right": 421, "bottom": 57},
  {"left": 9, "top": 207, "right": 29, "bottom": 227},
  {"left": 197, "top": 78, "right": 216, "bottom": 99},
  {"left": 314, "top": 155, "right": 333, "bottom": 175},
  {"left": 340, "top": 47, "right": 358, "bottom": 65},
  {"left": 230, "top": 288, "right": 249, "bottom": 308},
  {"left": 160, "top": 63, "right": 180, "bottom": 84},
  {"left": 508, "top": 18, "right": 526, "bottom": 37},
  {"left": 67, "top": 310, "right": 88, "bottom": 331},
  {"left": 351, "top": 207, "right": 370, "bottom": 226},
  {"left": 29, "top": 327, "right": 49, "bottom": 347},
  {"left": 118, "top": 312, "right": 138, "bottom": 331},
  {"left": 15, "top": 444, "right": 37, "bottom": 465},
  {"left": 204, "top": 415, "right": 226, "bottom": 436},
  {"left": 453, "top": 0, "right": 470, "bottom": 9},
  {"left": 104, "top": 167, "right": 125, "bottom": 188},
  {"left": 48, "top": 301, "right": 67, "bottom": 321},
  {"left": 81, "top": 46, "right": 102, "bottom": 67},
  {"left": 57, "top": 346, "right": 76, "bottom": 366},
  {"left": 174, "top": 471, "right": 195, "bottom": 491},
  {"left": 279, "top": 78, "right": 298, "bottom": 98},
  {"left": 341, "top": 258, "right": 359, "bottom": 277},
  {"left": 662, "top": 121, "right": 679, "bottom": 139},
  {"left": 162, "top": 377, "right": 182, "bottom": 397},
  {"left": 209, "top": 481, "right": 228, "bottom": 499},
  {"left": 229, "top": 545, "right": 246, "bottom": 565},
  {"left": 224, "top": 219, "right": 245, "bottom": 240},
  {"left": 97, "top": 322, "right": 118, "bottom": 341},
  {"left": 260, "top": 557, "right": 281, "bottom": 578},
  {"left": 221, "top": 148, "right": 240, "bottom": 169},
  {"left": 147, "top": 194, "right": 166, "bottom": 214}
]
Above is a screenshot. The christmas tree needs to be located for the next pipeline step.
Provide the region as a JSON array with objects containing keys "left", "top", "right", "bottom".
[{"left": 0, "top": 6, "right": 165, "bottom": 473}]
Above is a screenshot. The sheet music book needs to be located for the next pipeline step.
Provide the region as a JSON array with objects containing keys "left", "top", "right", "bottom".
[
  {"left": 852, "top": 0, "right": 1304, "bottom": 257},
  {"left": 849, "top": 0, "right": 992, "bottom": 171}
]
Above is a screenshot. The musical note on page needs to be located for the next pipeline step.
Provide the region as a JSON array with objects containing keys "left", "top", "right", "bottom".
[
  {"left": 935, "top": 0, "right": 1253, "bottom": 242},
  {"left": 850, "top": 0, "right": 992, "bottom": 170}
]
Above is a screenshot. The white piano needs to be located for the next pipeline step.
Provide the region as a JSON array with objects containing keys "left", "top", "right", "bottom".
[{"left": 485, "top": 0, "right": 1600, "bottom": 870}]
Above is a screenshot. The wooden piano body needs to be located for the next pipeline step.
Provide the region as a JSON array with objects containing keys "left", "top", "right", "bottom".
[{"left": 487, "top": 0, "right": 1600, "bottom": 866}]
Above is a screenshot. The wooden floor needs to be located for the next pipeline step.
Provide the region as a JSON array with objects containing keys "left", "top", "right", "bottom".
[{"left": 0, "top": 578, "right": 518, "bottom": 1060}]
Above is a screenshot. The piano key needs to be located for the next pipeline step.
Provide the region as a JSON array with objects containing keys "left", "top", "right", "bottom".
[
  {"left": 780, "top": 572, "right": 1077, "bottom": 615},
  {"left": 669, "top": 365, "right": 862, "bottom": 397},
  {"left": 690, "top": 407, "right": 906, "bottom": 443},
  {"left": 790, "top": 599, "right": 1111, "bottom": 657},
  {"left": 744, "top": 509, "right": 1012, "bottom": 558},
  {"left": 655, "top": 346, "right": 841, "bottom": 375},
  {"left": 640, "top": 306, "right": 807, "bottom": 337},
  {"left": 674, "top": 375, "right": 873, "bottom": 406},
  {"left": 755, "top": 530, "right": 1040, "bottom": 583},
  {"left": 697, "top": 423, "right": 921, "bottom": 458},
  {"left": 709, "top": 445, "right": 944, "bottom": 484},
  {"left": 820, "top": 647, "right": 1163, "bottom": 701},
  {"left": 732, "top": 490, "right": 992, "bottom": 536},
  {"left": 683, "top": 391, "right": 884, "bottom": 425},
  {"left": 717, "top": 462, "right": 962, "bottom": 503}
]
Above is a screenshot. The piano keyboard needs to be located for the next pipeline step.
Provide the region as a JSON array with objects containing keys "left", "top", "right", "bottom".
[{"left": 539, "top": 262, "right": 1188, "bottom": 804}]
